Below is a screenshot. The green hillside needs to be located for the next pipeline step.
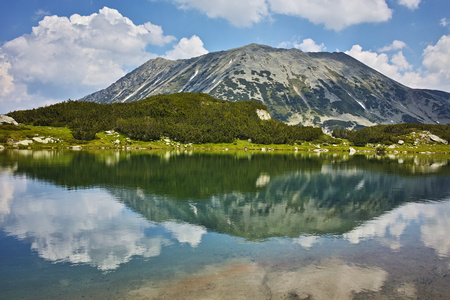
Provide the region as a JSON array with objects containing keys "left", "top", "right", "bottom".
[{"left": 7, "top": 93, "right": 322, "bottom": 144}]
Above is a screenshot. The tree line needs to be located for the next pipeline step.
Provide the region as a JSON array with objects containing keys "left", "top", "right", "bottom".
[
  {"left": 8, "top": 93, "right": 323, "bottom": 144},
  {"left": 332, "top": 123, "right": 449, "bottom": 146}
]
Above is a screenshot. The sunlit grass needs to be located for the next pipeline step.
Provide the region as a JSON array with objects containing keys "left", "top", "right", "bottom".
[{"left": 1, "top": 124, "right": 449, "bottom": 153}]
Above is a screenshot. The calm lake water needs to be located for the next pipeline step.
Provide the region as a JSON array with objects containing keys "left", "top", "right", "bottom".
[{"left": 0, "top": 150, "right": 449, "bottom": 299}]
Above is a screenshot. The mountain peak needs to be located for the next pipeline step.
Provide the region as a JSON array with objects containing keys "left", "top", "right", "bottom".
[
  {"left": 237, "top": 43, "right": 275, "bottom": 50},
  {"left": 80, "top": 44, "right": 450, "bottom": 129}
]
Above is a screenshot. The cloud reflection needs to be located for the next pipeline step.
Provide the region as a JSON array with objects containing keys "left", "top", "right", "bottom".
[
  {"left": 0, "top": 174, "right": 206, "bottom": 271},
  {"left": 165, "top": 221, "right": 206, "bottom": 247},
  {"left": 344, "top": 199, "right": 450, "bottom": 259},
  {"left": 0, "top": 164, "right": 19, "bottom": 215}
]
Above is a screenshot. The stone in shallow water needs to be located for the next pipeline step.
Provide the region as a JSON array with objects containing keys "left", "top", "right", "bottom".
[
  {"left": 266, "top": 258, "right": 388, "bottom": 300},
  {"left": 126, "top": 258, "right": 390, "bottom": 300},
  {"left": 126, "top": 259, "right": 270, "bottom": 299}
]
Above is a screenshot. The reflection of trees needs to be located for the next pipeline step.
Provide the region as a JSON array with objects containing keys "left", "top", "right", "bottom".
[
  {"left": 114, "top": 164, "right": 449, "bottom": 240},
  {"left": 0, "top": 150, "right": 324, "bottom": 197},
  {"left": 1, "top": 150, "right": 449, "bottom": 240}
]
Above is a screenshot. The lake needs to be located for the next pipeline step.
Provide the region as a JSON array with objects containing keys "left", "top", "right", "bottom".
[{"left": 0, "top": 149, "right": 449, "bottom": 299}]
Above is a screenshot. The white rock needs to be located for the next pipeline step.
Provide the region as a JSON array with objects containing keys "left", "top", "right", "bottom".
[
  {"left": 0, "top": 115, "right": 18, "bottom": 126},
  {"left": 256, "top": 109, "right": 271, "bottom": 120},
  {"left": 32, "top": 137, "right": 54, "bottom": 144},
  {"left": 428, "top": 134, "right": 448, "bottom": 145},
  {"left": 16, "top": 140, "right": 33, "bottom": 146},
  {"left": 349, "top": 147, "right": 356, "bottom": 155},
  {"left": 398, "top": 140, "right": 404, "bottom": 145}
]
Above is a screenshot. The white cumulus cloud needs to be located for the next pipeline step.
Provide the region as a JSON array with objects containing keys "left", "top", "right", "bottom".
[
  {"left": 172, "top": 0, "right": 269, "bottom": 27},
  {"left": 346, "top": 45, "right": 401, "bottom": 79},
  {"left": 378, "top": 40, "right": 407, "bottom": 52},
  {"left": 421, "top": 35, "right": 450, "bottom": 89},
  {"left": 346, "top": 35, "right": 450, "bottom": 92},
  {"left": 391, "top": 51, "right": 412, "bottom": 71},
  {"left": 169, "top": 0, "right": 395, "bottom": 31},
  {"left": 297, "top": 38, "right": 327, "bottom": 52},
  {"left": 33, "top": 9, "right": 51, "bottom": 21},
  {"left": 268, "top": 0, "right": 393, "bottom": 31},
  {"left": 278, "top": 38, "right": 326, "bottom": 52},
  {"left": 164, "top": 35, "right": 209, "bottom": 60},
  {"left": 0, "top": 59, "right": 14, "bottom": 97},
  {"left": 0, "top": 7, "right": 178, "bottom": 113},
  {"left": 398, "top": 0, "right": 421, "bottom": 10}
]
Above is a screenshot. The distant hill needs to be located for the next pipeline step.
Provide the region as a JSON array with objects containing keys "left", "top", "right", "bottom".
[{"left": 80, "top": 44, "right": 450, "bottom": 130}]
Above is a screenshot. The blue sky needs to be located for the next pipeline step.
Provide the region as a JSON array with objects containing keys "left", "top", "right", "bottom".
[{"left": 1, "top": 0, "right": 449, "bottom": 113}]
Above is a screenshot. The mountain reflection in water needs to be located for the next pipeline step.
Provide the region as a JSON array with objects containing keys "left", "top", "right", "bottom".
[{"left": 0, "top": 150, "right": 449, "bottom": 299}]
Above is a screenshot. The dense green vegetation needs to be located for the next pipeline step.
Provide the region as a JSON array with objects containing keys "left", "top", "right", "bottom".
[
  {"left": 332, "top": 123, "right": 450, "bottom": 146},
  {"left": 5, "top": 92, "right": 449, "bottom": 149},
  {"left": 7, "top": 93, "right": 322, "bottom": 144}
]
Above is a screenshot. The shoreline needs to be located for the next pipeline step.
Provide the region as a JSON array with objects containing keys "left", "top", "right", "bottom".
[
  {"left": 1, "top": 125, "right": 449, "bottom": 154},
  {"left": 2, "top": 144, "right": 450, "bottom": 155}
]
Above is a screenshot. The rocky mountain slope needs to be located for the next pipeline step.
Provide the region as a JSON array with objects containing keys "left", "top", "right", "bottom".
[{"left": 80, "top": 44, "right": 450, "bottom": 129}]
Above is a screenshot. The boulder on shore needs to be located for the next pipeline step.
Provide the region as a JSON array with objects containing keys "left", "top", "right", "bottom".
[
  {"left": 0, "top": 115, "right": 18, "bottom": 126},
  {"left": 428, "top": 133, "right": 448, "bottom": 145}
]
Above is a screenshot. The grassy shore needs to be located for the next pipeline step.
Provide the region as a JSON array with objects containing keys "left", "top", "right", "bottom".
[{"left": 1, "top": 124, "right": 449, "bottom": 154}]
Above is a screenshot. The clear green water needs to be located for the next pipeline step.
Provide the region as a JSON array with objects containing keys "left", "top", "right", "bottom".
[{"left": 0, "top": 150, "right": 449, "bottom": 299}]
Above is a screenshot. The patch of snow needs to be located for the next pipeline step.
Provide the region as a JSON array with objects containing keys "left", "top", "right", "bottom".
[
  {"left": 122, "top": 81, "right": 150, "bottom": 103},
  {"left": 206, "top": 78, "right": 223, "bottom": 93},
  {"left": 350, "top": 94, "right": 366, "bottom": 110},
  {"left": 293, "top": 86, "right": 311, "bottom": 109},
  {"left": 188, "top": 69, "right": 199, "bottom": 82}
]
